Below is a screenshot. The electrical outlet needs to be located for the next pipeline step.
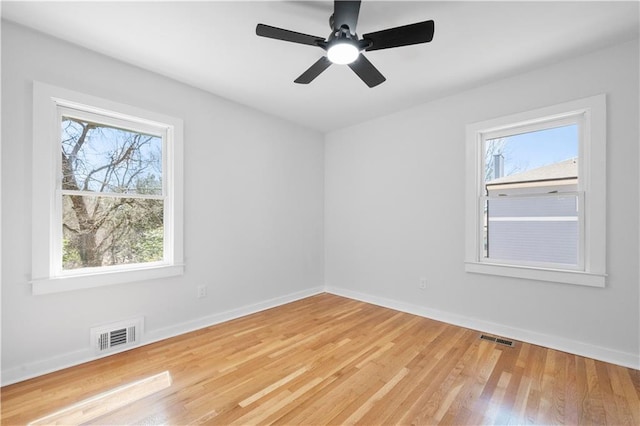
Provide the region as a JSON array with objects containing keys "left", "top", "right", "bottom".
[
  {"left": 197, "top": 285, "right": 207, "bottom": 298},
  {"left": 419, "top": 278, "right": 427, "bottom": 290}
]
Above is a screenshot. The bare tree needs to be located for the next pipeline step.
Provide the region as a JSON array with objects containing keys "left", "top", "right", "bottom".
[{"left": 61, "top": 118, "right": 163, "bottom": 269}]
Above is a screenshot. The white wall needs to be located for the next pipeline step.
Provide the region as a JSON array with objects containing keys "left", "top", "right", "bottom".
[
  {"left": 1, "top": 21, "right": 325, "bottom": 384},
  {"left": 325, "top": 39, "right": 640, "bottom": 368},
  {"left": 2, "top": 20, "right": 638, "bottom": 386}
]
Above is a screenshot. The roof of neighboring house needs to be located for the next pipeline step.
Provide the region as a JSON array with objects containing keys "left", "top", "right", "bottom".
[{"left": 486, "top": 158, "right": 577, "bottom": 187}]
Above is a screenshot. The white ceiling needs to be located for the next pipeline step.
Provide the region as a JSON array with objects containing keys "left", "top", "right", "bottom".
[{"left": 2, "top": 1, "right": 639, "bottom": 132}]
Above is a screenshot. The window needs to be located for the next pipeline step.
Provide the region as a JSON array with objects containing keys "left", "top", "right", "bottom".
[
  {"left": 32, "top": 82, "right": 184, "bottom": 294},
  {"left": 465, "top": 95, "right": 606, "bottom": 287}
]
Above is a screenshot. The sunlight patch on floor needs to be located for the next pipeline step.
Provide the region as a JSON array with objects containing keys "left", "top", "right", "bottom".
[{"left": 28, "top": 370, "right": 172, "bottom": 425}]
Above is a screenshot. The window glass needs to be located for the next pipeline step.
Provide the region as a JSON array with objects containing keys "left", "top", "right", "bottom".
[
  {"left": 465, "top": 95, "right": 605, "bottom": 286},
  {"left": 60, "top": 117, "right": 165, "bottom": 271},
  {"left": 61, "top": 117, "right": 162, "bottom": 195},
  {"left": 484, "top": 124, "right": 578, "bottom": 190},
  {"left": 483, "top": 195, "right": 579, "bottom": 265},
  {"left": 482, "top": 124, "right": 580, "bottom": 268},
  {"left": 62, "top": 195, "right": 164, "bottom": 270}
]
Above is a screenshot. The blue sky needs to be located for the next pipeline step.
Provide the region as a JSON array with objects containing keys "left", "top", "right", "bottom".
[
  {"left": 487, "top": 124, "right": 578, "bottom": 176},
  {"left": 61, "top": 118, "right": 162, "bottom": 194}
]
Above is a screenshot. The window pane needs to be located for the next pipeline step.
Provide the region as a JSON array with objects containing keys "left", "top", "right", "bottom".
[
  {"left": 62, "top": 195, "right": 164, "bottom": 270},
  {"left": 482, "top": 124, "right": 580, "bottom": 266},
  {"left": 61, "top": 118, "right": 162, "bottom": 195},
  {"left": 483, "top": 195, "right": 579, "bottom": 266},
  {"left": 485, "top": 124, "right": 578, "bottom": 195}
]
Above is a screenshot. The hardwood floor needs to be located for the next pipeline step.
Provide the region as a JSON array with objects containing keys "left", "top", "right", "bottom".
[{"left": 2, "top": 293, "right": 639, "bottom": 425}]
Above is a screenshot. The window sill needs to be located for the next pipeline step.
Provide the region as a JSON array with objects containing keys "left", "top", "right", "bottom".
[
  {"left": 465, "top": 262, "right": 606, "bottom": 288},
  {"left": 31, "top": 264, "right": 184, "bottom": 295}
]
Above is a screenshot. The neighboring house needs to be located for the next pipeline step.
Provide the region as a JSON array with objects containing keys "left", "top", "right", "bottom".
[
  {"left": 484, "top": 158, "right": 579, "bottom": 266},
  {"left": 486, "top": 157, "right": 578, "bottom": 196}
]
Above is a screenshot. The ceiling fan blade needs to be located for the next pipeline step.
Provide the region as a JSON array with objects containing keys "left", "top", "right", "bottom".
[
  {"left": 333, "top": 0, "right": 361, "bottom": 33},
  {"left": 363, "top": 20, "right": 435, "bottom": 51},
  {"left": 256, "top": 23, "right": 325, "bottom": 47},
  {"left": 294, "top": 57, "right": 332, "bottom": 84},
  {"left": 348, "top": 54, "right": 386, "bottom": 88}
]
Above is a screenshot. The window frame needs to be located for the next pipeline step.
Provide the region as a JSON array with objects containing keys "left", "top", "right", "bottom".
[
  {"left": 32, "top": 82, "right": 184, "bottom": 295},
  {"left": 465, "top": 95, "right": 606, "bottom": 287}
]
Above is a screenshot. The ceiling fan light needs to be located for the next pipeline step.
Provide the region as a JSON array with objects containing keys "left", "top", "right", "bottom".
[{"left": 327, "top": 42, "right": 359, "bottom": 64}]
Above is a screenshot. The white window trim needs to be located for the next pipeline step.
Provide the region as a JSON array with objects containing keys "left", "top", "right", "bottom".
[
  {"left": 465, "top": 95, "right": 606, "bottom": 287},
  {"left": 32, "top": 82, "right": 184, "bottom": 295}
]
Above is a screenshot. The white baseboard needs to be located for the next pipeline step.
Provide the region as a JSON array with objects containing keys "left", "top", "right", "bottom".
[
  {"left": 325, "top": 286, "right": 640, "bottom": 370},
  {"left": 3, "top": 285, "right": 636, "bottom": 386},
  {"left": 1, "top": 286, "right": 324, "bottom": 386},
  {"left": 143, "top": 286, "right": 324, "bottom": 345}
]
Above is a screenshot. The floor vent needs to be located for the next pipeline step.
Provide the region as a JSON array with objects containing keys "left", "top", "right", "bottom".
[
  {"left": 91, "top": 318, "right": 143, "bottom": 355},
  {"left": 480, "top": 334, "right": 515, "bottom": 347}
]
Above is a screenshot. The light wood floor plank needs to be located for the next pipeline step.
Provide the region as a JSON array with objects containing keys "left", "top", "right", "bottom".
[{"left": 1, "top": 293, "right": 638, "bottom": 425}]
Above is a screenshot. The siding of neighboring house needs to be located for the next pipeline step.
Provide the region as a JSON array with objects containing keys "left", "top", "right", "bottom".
[
  {"left": 487, "top": 195, "right": 579, "bottom": 265},
  {"left": 485, "top": 158, "right": 579, "bottom": 265}
]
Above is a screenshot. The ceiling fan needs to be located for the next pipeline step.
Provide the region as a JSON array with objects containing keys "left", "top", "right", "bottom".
[{"left": 256, "top": 0, "right": 435, "bottom": 88}]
